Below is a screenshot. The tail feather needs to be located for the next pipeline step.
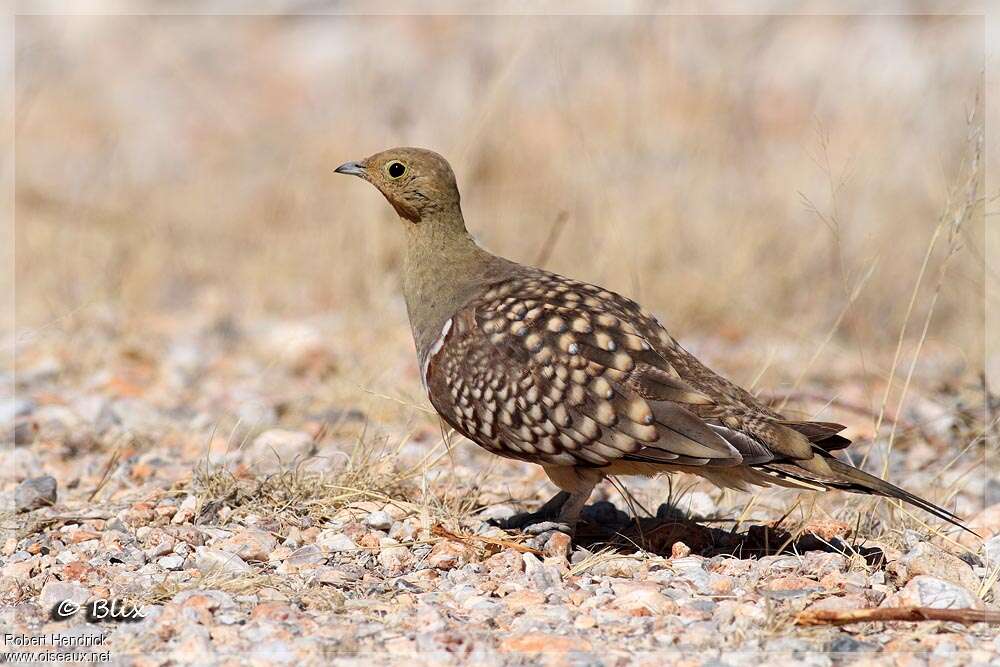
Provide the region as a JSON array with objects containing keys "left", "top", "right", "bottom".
[
  {"left": 822, "top": 458, "right": 975, "bottom": 536},
  {"left": 759, "top": 456, "right": 975, "bottom": 536},
  {"left": 703, "top": 417, "right": 970, "bottom": 534},
  {"left": 780, "top": 419, "right": 852, "bottom": 451},
  {"left": 809, "top": 434, "right": 852, "bottom": 451}
]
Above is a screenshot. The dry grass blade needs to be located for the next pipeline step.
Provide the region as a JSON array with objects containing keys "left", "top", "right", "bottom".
[
  {"left": 192, "top": 433, "right": 423, "bottom": 529},
  {"left": 980, "top": 563, "right": 1000, "bottom": 602},
  {"left": 796, "top": 606, "right": 1000, "bottom": 627},
  {"left": 568, "top": 548, "right": 647, "bottom": 577},
  {"left": 142, "top": 568, "right": 280, "bottom": 607},
  {"left": 778, "top": 259, "right": 877, "bottom": 412},
  {"left": 358, "top": 386, "right": 437, "bottom": 414},
  {"left": 431, "top": 524, "right": 541, "bottom": 555},
  {"left": 87, "top": 444, "right": 123, "bottom": 502},
  {"left": 764, "top": 391, "right": 899, "bottom": 425},
  {"left": 534, "top": 211, "right": 570, "bottom": 266},
  {"left": 867, "top": 99, "right": 983, "bottom": 475}
]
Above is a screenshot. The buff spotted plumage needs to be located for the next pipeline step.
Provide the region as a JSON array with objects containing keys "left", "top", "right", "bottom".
[{"left": 336, "top": 147, "right": 970, "bottom": 536}]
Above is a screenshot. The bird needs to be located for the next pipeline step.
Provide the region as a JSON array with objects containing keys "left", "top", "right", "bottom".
[{"left": 335, "top": 147, "right": 970, "bottom": 536}]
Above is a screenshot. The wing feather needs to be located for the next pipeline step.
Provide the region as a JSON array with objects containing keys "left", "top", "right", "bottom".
[{"left": 424, "top": 270, "right": 743, "bottom": 468}]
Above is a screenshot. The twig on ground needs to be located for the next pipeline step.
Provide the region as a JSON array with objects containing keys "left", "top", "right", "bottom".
[{"left": 796, "top": 606, "right": 1000, "bottom": 627}]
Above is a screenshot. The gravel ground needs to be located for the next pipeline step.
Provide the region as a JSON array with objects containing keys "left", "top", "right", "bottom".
[{"left": 3, "top": 310, "right": 998, "bottom": 665}]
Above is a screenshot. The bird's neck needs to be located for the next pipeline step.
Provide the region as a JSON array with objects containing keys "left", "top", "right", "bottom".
[{"left": 402, "top": 214, "right": 511, "bottom": 361}]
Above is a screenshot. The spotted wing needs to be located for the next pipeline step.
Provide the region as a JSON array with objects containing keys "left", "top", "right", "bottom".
[{"left": 423, "top": 270, "right": 744, "bottom": 468}]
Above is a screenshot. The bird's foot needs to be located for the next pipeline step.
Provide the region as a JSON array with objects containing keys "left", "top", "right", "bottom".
[
  {"left": 488, "top": 491, "right": 571, "bottom": 532},
  {"left": 492, "top": 513, "right": 574, "bottom": 554},
  {"left": 520, "top": 520, "right": 573, "bottom": 536},
  {"left": 492, "top": 513, "right": 573, "bottom": 534},
  {"left": 515, "top": 522, "right": 575, "bottom": 555}
]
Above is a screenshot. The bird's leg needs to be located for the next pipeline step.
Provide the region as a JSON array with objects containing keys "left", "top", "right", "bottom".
[
  {"left": 555, "top": 486, "right": 592, "bottom": 528},
  {"left": 496, "top": 466, "right": 603, "bottom": 536}
]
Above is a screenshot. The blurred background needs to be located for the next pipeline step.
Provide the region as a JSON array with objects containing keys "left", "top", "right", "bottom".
[
  {"left": 12, "top": 12, "right": 987, "bottom": 429},
  {"left": 4, "top": 11, "right": 1000, "bottom": 656}
]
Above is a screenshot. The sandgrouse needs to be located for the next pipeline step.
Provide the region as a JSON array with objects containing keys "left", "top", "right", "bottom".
[{"left": 336, "top": 147, "right": 969, "bottom": 535}]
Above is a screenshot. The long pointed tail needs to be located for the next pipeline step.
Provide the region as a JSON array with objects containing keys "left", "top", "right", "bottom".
[
  {"left": 820, "top": 458, "right": 976, "bottom": 536},
  {"left": 755, "top": 455, "right": 976, "bottom": 536}
]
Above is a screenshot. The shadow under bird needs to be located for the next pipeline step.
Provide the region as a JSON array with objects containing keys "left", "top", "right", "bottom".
[{"left": 336, "top": 147, "right": 972, "bottom": 536}]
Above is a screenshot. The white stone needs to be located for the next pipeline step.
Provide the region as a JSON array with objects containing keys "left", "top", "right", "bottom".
[
  {"left": 316, "top": 531, "right": 357, "bottom": 553},
  {"left": 882, "top": 575, "right": 982, "bottom": 610},
  {"left": 193, "top": 547, "right": 253, "bottom": 575},
  {"left": 159, "top": 555, "right": 185, "bottom": 570},
  {"left": 364, "top": 511, "right": 393, "bottom": 531},
  {"left": 56, "top": 550, "right": 78, "bottom": 564},
  {"left": 39, "top": 581, "right": 90, "bottom": 608},
  {"left": 245, "top": 429, "right": 314, "bottom": 469}
]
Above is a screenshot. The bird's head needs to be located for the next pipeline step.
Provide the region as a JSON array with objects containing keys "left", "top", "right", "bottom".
[{"left": 335, "top": 147, "right": 461, "bottom": 224}]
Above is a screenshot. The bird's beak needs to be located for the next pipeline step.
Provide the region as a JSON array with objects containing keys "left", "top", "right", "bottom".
[{"left": 335, "top": 160, "right": 367, "bottom": 177}]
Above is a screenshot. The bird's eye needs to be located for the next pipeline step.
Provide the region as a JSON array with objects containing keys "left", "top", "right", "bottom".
[{"left": 387, "top": 161, "right": 406, "bottom": 179}]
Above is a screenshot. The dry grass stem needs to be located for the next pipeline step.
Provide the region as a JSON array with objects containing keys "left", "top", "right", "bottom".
[{"left": 431, "top": 525, "right": 541, "bottom": 556}]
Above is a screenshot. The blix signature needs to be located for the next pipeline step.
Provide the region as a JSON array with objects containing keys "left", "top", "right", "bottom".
[{"left": 50, "top": 599, "right": 146, "bottom": 623}]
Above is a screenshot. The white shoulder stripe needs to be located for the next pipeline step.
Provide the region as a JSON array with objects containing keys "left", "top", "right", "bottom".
[{"left": 421, "top": 318, "right": 453, "bottom": 391}]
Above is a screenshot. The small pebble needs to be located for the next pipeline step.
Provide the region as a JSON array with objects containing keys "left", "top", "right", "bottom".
[
  {"left": 317, "top": 532, "right": 357, "bottom": 553},
  {"left": 15, "top": 476, "right": 57, "bottom": 512},
  {"left": 363, "top": 511, "right": 393, "bottom": 531},
  {"left": 159, "top": 555, "right": 185, "bottom": 570},
  {"left": 193, "top": 547, "right": 253, "bottom": 575}
]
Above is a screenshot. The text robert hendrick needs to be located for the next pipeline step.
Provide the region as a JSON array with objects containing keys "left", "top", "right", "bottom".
[{"left": 3, "top": 633, "right": 109, "bottom": 648}]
